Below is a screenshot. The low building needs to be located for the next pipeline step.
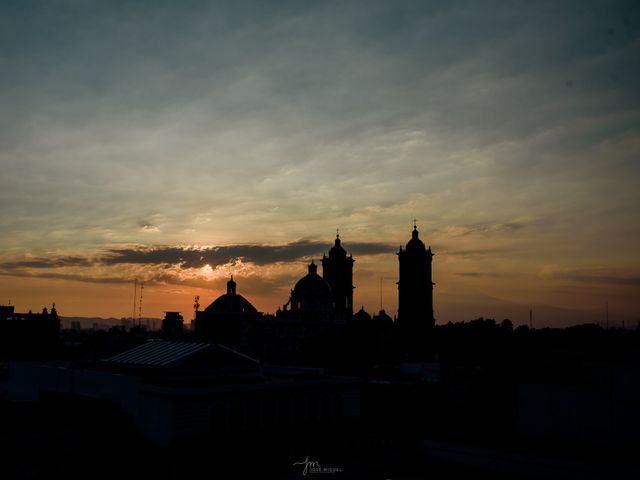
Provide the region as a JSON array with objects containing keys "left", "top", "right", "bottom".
[
  {"left": 0, "top": 304, "right": 61, "bottom": 359},
  {"left": 7, "top": 340, "right": 363, "bottom": 449}
]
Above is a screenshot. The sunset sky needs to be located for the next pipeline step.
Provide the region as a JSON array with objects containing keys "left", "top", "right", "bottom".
[{"left": 1, "top": 1, "right": 638, "bottom": 327}]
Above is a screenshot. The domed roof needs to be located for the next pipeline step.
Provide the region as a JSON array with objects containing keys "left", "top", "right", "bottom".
[
  {"left": 372, "top": 309, "right": 393, "bottom": 324},
  {"left": 205, "top": 294, "right": 257, "bottom": 314},
  {"left": 353, "top": 306, "right": 372, "bottom": 322},
  {"left": 293, "top": 261, "right": 331, "bottom": 295},
  {"left": 405, "top": 225, "right": 427, "bottom": 253},
  {"left": 328, "top": 233, "right": 347, "bottom": 258},
  {"left": 204, "top": 277, "right": 258, "bottom": 314}
]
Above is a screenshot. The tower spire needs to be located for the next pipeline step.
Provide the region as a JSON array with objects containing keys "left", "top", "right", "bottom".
[{"left": 227, "top": 275, "right": 237, "bottom": 295}]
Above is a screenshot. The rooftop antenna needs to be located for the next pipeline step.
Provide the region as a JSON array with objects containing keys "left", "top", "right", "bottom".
[
  {"left": 529, "top": 308, "right": 533, "bottom": 329},
  {"left": 132, "top": 279, "right": 138, "bottom": 321},
  {"left": 138, "top": 282, "right": 144, "bottom": 327},
  {"left": 194, "top": 295, "right": 200, "bottom": 317},
  {"left": 606, "top": 300, "right": 609, "bottom": 329},
  {"left": 379, "top": 277, "right": 383, "bottom": 311}
]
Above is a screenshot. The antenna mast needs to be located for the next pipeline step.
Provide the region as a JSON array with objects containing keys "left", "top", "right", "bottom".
[
  {"left": 138, "top": 282, "right": 144, "bottom": 327},
  {"left": 132, "top": 279, "right": 138, "bottom": 322}
]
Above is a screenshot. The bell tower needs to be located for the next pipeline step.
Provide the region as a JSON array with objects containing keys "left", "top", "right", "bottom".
[
  {"left": 397, "top": 223, "right": 435, "bottom": 329},
  {"left": 322, "top": 231, "right": 354, "bottom": 320}
]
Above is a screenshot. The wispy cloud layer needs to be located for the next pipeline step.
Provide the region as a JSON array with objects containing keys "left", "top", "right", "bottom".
[
  {"left": 539, "top": 265, "right": 640, "bottom": 286},
  {"left": 0, "top": 1, "right": 638, "bottom": 319}
]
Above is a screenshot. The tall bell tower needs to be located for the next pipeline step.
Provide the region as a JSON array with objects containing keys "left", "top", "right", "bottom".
[
  {"left": 397, "top": 222, "right": 435, "bottom": 329},
  {"left": 322, "top": 232, "right": 354, "bottom": 320}
]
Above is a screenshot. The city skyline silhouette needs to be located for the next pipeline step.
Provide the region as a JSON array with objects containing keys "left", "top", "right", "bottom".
[
  {"left": 1, "top": 222, "right": 636, "bottom": 329},
  {"left": 0, "top": 1, "right": 638, "bottom": 326},
  {"left": 1, "top": 1, "right": 639, "bottom": 478}
]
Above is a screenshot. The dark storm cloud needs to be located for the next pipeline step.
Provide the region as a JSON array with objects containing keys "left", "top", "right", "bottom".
[
  {"left": 101, "top": 240, "right": 395, "bottom": 268},
  {"left": 0, "top": 241, "right": 395, "bottom": 284},
  {"left": 0, "top": 256, "right": 94, "bottom": 269}
]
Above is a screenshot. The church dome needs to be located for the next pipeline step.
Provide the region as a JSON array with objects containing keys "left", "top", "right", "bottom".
[
  {"left": 286, "top": 261, "right": 334, "bottom": 320},
  {"left": 353, "top": 306, "right": 372, "bottom": 322},
  {"left": 204, "top": 277, "right": 257, "bottom": 314},
  {"left": 405, "top": 225, "right": 427, "bottom": 253},
  {"left": 293, "top": 261, "right": 331, "bottom": 296},
  {"left": 372, "top": 309, "right": 393, "bottom": 325},
  {"left": 204, "top": 294, "right": 257, "bottom": 314}
]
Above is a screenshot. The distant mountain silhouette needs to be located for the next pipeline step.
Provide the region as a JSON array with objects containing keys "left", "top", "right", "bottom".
[{"left": 437, "top": 289, "right": 633, "bottom": 328}]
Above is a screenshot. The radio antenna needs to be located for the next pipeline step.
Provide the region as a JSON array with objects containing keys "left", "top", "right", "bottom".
[
  {"left": 138, "top": 282, "right": 144, "bottom": 327},
  {"left": 132, "top": 279, "right": 138, "bottom": 321}
]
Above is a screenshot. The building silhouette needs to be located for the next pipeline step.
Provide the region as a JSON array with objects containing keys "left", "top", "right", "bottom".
[
  {"left": 279, "top": 234, "right": 355, "bottom": 323},
  {"left": 0, "top": 303, "right": 61, "bottom": 358},
  {"left": 8, "top": 340, "right": 363, "bottom": 464},
  {"left": 397, "top": 224, "right": 435, "bottom": 335},
  {"left": 322, "top": 233, "right": 354, "bottom": 320},
  {"left": 162, "top": 311, "right": 184, "bottom": 339},
  {"left": 280, "top": 261, "right": 335, "bottom": 322},
  {"left": 194, "top": 276, "right": 261, "bottom": 347},
  {"left": 176, "top": 228, "right": 437, "bottom": 358}
]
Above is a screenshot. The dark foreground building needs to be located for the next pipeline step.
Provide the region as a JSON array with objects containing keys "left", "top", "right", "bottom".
[{"left": 7, "top": 340, "right": 364, "bottom": 477}]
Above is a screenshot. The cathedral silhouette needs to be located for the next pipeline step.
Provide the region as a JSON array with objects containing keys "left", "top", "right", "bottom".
[{"left": 194, "top": 225, "right": 435, "bottom": 357}]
